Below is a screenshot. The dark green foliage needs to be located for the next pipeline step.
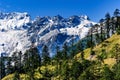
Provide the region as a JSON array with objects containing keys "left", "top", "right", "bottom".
[
  {"left": 60, "top": 60, "right": 70, "bottom": 80},
  {"left": 79, "top": 67, "right": 95, "bottom": 80},
  {"left": 97, "top": 49, "right": 107, "bottom": 63},
  {"left": 81, "top": 60, "right": 92, "bottom": 71},
  {"left": 2, "top": 9, "right": 120, "bottom": 80},
  {"left": 42, "top": 45, "right": 50, "bottom": 65},
  {"left": 105, "top": 13, "right": 111, "bottom": 38},
  {"left": 6, "top": 57, "right": 13, "bottom": 75},
  {"left": 112, "top": 63, "right": 120, "bottom": 80},
  {"left": 113, "top": 9, "right": 120, "bottom": 33},
  {"left": 69, "top": 35, "right": 76, "bottom": 59},
  {"left": 23, "top": 47, "right": 41, "bottom": 79},
  {"left": 112, "top": 43, "right": 120, "bottom": 63},
  {"left": 62, "top": 43, "right": 68, "bottom": 60},
  {"left": 55, "top": 46, "right": 62, "bottom": 61},
  {"left": 90, "top": 49, "right": 95, "bottom": 56},
  {"left": 81, "top": 51, "right": 84, "bottom": 60},
  {"left": 0, "top": 54, "right": 6, "bottom": 79},
  {"left": 11, "top": 51, "right": 22, "bottom": 73},
  {"left": 100, "top": 65, "right": 114, "bottom": 80},
  {"left": 116, "top": 26, "right": 120, "bottom": 34},
  {"left": 13, "top": 71, "right": 20, "bottom": 80},
  {"left": 23, "top": 47, "right": 41, "bottom": 72},
  {"left": 41, "top": 67, "right": 53, "bottom": 80},
  {"left": 71, "top": 61, "right": 83, "bottom": 80}
]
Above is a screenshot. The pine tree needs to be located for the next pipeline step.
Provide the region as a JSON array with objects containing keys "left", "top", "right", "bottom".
[
  {"left": 114, "top": 9, "right": 120, "bottom": 34},
  {"left": 60, "top": 60, "right": 70, "bottom": 80},
  {"left": 23, "top": 47, "right": 41, "bottom": 80},
  {"left": 23, "top": 51, "right": 29, "bottom": 73},
  {"left": 110, "top": 17, "right": 116, "bottom": 34},
  {"left": 6, "top": 57, "right": 13, "bottom": 75},
  {"left": 17, "top": 51, "right": 22, "bottom": 73},
  {"left": 105, "top": 12, "right": 111, "bottom": 38},
  {"left": 55, "top": 46, "right": 60, "bottom": 77},
  {"left": 94, "top": 24, "right": 100, "bottom": 45},
  {"left": 13, "top": 71, "right": 20, "bottom": 80},
  {"left": 116, "top": 26, "right": 120, "bottom": 34},
  {"left": 70, "top": 35, "right": 75, "bottom": 58},
  {"left": 62, "top": 43, "right": 68, "bottom": 60},
  {"left": 99, "top": 18, "right": 105, "bottom": 42},
  {"left": 100, "top": 65, "right": 113, "bottom": 80},
  {"left": 81, "top": 51, "right": 84, "bottom": 60},
  {"left": 71, "top": 60, "right": 83, "bottom": 80},
  {"left": 114, "top": 9, "right": 120, "bottom": 17},
  {"left": 113, "top": 63, "right": 120, "bottom": 80},
  {"left": 76, "top": 40, "right": 83, "bottom": 56},
  {"left": 11, "top": 52, "right": 18, "bottom": 72},
  {"left": 42, "top": 45, "right": 50, "bottom": 65},
  {"left": 55, "top": 46, "right": 62, "bottom": 61},
  {"left": 112, "top": 43, "right": 120, "bottom": 63},
  {"left": 113, "top": 9, "right": 120, "bottom": 30},
  {"left": 0, "top": 53, "right": 6, "bottom": 79},
  {"left": 25, "top": 47, "right": 41, "bottom": 69}
]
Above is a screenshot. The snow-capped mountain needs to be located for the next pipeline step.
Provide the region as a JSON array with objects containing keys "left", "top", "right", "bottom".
[
  {"left": 0, "top": 12, "right": 31, "bottom": 56},
  {"left": 0, "top": 12, "right": 30, "bottom": 30},
  {"left": 0, "top": 12, "right": 96, "bottom": 56}
]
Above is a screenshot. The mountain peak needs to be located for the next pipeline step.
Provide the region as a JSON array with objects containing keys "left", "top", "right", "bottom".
[
  {"left": 80, "top": 15, "right": 90, "bottom": 20},
  {"left": 0, "top": 12, "right": 30, "bottom": 30},
  {"left": 0, "top": 11, "right": 96, "bottom": 56}
]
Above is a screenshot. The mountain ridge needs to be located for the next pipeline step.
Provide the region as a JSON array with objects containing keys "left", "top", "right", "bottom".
[{"left": 0, "top": 12, "right": 96, "bottom": 56}]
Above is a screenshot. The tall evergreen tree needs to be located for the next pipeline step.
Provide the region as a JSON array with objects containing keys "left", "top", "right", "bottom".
[
  {"left": 114, "top": 9, "right": 120, "bottom": 33},
  {"left": 23, "top": 47, "right": 41, "bottom": 80},
  {"left": 113, "top": 63, "right": 120, "bottom": 80},
  {"left": 110, "top": 17, "right": 116, "bottom": 34},
  {"left": 114, "top": 9, "right": 120, "bottom": 17},
  {"left": 71, "top": 61, "right": 83, "bottom": 80},
  {"left": 99, "top": 18, "right": 105, "bottom": 42},
  {"left": 70, "top": 35, "right": 75, "bottom": 59},
  {"left": 94, "top": 24, "right": 100, "bottom": 45},
  {"left": 6, "top": 57, "right": 13, "bottom": 75},
  {"left": 11, "top": 52, "right": 20, "bottom": 73},
  {"left": 24, "top": 47, "right": 41, "bottom": 69},
  {"left": 60, "top": 60, "right": 70, "bottom": 80},
  {"left": 42, "top": 45, "right": 50, "bottom": 65},
  {"left": 17, "top": 51, "right": 22, "bottom": 73},
  {"left": 112, "top": 43, "right": 120, "bottom": 63},
  {"left": 105, "top": 12, "right": 111, "bottom": 38},
  {"left": 100, "top": 65, "right": 113, "bottom": 80},
  {"left": 13, "top": 71, "right": 20, "bottom": 80},
  {"left": 55, "top": 46, "right": 61, "bottom": 77},
  {"left": 0, "top": 53, "right": 6, "bottom": 79},
  {"left": 62, "top": 42, "right": 68, "bottom": 60}
]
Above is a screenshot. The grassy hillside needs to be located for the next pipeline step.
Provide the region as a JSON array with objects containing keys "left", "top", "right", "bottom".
[
  {"left": 76, "top": 34, "right": 120, "bottom": 66},
  {"left": 2, "top": 65, "right": 56, "bottom": 80},
  {"left": 2, "top": 34, "right": 120, "bottom": 80}
]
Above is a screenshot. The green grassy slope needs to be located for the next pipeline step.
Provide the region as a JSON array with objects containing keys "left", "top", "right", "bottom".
[
  {"left": 75, "top": 34, "right": 120, "bottom": 66},
  {"left": 2, "top": 34, "right": 120, "bottom": 80}
]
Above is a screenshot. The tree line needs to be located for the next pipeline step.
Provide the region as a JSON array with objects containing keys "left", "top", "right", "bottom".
[{"left": 0, "top": 8, "right": 120, "bottom": 80}]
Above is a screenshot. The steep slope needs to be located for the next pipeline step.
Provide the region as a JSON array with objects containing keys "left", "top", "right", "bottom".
[
  {"left": 2, "top": 34, "right": 120, "bottom": 80},
  {"left": 0, "top": 12, "right": 96, "bottom": 56},
  {"left": 0, "top": 12, "right": 30, "bottom": 30},
  {"left": 0, "top": 12, "right": 31, "bottom": 56},
  {"left": 0, "top": 30, "right": 31, "bottom": 56},
  {"left": 76, "top": 34, "right": 120, "bottom": 66},
  {"left": 28, "top": 15, "right": 96, "bottom": 56}
]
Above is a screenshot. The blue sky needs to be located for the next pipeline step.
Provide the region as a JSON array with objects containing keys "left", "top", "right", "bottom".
[{"left": 0, "top": 0, "right": 120, "bottom": 22}]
